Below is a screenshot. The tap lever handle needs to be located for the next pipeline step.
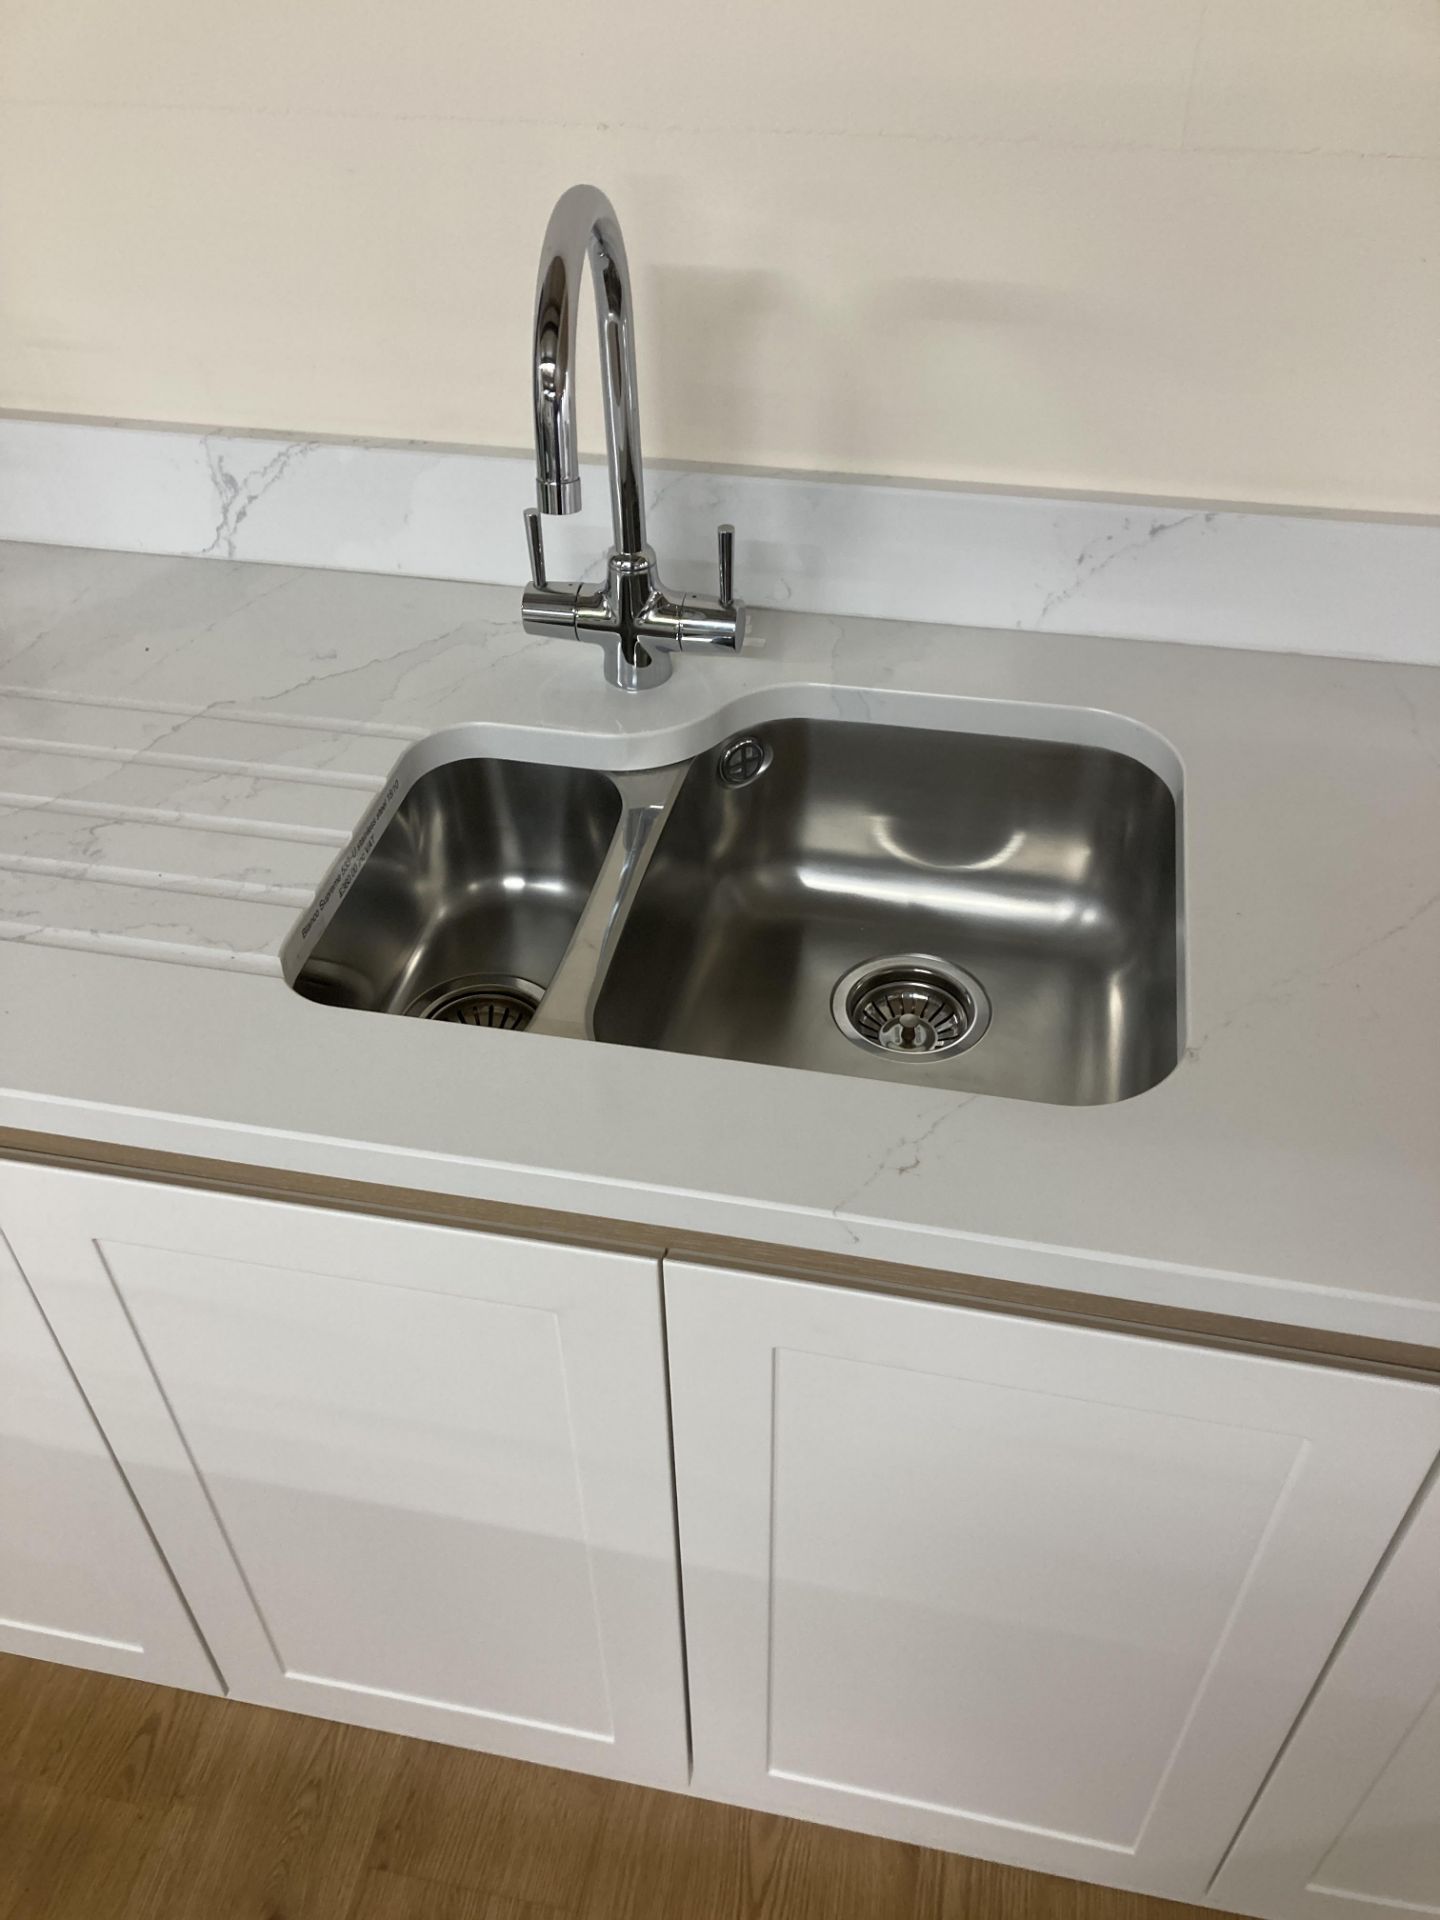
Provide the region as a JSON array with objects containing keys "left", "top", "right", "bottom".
[
  {"left": 717, "top": 523, "right": 735, "bottom": 608},
  {"left": 524, "top": 508, "right": 547, "bottom": 589}
]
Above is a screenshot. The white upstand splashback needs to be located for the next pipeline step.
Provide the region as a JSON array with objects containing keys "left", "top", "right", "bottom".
[{"left": 2, "top": 416, "right": 1438, "bottom": 664}]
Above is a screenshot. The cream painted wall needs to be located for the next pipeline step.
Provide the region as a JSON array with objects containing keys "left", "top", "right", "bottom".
[{"left": 1, "top": 0, "right": 1437, "bottom": 514}]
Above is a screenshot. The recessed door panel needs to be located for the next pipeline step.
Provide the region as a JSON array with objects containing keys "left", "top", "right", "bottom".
[
  {"left": 2, "top": 1165, "right": 687, "bottom": 1787},
  {"left": 666, "top": 1260, "right": 1440, "bottom": 1899}
]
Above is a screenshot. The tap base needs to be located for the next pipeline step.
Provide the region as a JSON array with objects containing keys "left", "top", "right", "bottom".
[{"left": 606, "top": 640, "right": 673, "bottom": 692}]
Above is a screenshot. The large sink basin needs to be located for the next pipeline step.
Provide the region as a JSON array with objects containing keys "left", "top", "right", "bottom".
[
  {"left": 293, "top": 758, "right": 621, "bottom": 1020},
  {"left": 593, "top": 720, "right": 1178, "bottom": 1106},
  {"left": 287, "top": 713, "right": 1181, "bottom": 1106}
]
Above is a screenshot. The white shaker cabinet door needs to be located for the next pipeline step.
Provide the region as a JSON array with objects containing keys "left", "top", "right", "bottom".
[
  {"left": 0, "top": 1224, "right": 218, "bottom": 1692},
  {"left": 1212, "top": 1463, "right": 1440, "bottom": 1920},
  {"left": 664, "top": 1261, "right": 1440, "bottom": 1902},
  {"left": 1, "top": 1163, "right": 688, "bottom": 1788}
]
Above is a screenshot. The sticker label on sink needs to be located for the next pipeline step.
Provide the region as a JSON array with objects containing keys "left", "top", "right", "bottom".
[{"left": 297, "top": 771, "right": 403, "bottom": 945}]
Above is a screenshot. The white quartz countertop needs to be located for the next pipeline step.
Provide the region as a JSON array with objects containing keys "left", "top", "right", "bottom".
[{"left": 1, "top": 539, "right": 1437, "bottom": 1349}]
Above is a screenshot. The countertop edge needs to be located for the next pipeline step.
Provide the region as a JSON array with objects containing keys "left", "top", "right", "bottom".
[{"left": 5, "top": 1120, "right": 1439, "bottom": 1381}]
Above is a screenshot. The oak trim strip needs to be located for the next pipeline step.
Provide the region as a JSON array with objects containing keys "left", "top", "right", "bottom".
[{"left": 2, "top": 1124, "right": 1436, "bottom": 1381}]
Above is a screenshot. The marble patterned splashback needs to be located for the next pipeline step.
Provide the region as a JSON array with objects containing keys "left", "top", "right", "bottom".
[{"left": 2, "top": 418, "right": 1437, "bottom": 664}]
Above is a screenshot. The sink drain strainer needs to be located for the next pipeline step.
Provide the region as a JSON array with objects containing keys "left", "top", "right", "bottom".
[
  {"left": 405, "top": 974, "right": 544, "bottom": 1030},
  {"left": 832, "top": 956, "right": 991, "bottom": 1059}
]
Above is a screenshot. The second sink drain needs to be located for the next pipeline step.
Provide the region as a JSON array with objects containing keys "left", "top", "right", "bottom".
[
  {"left": 406, "top": 975, "right": 544, "bottom": 1029},
  {"left": 832, "top": 956, "right": 991, "bottom": 1059}
]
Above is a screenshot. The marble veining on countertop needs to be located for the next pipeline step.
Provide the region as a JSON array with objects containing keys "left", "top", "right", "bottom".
[{"left": 1, "top": 538, "right": 1438, "bottom": 1349}]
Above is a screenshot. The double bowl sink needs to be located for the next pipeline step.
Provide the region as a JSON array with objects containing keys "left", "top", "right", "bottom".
[{"left": 286, "top": 711, "right": 1182, "bottom": 1106}]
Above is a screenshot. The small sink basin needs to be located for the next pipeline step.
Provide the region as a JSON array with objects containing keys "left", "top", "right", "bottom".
[
  {"left": 293, "top": 758, "right": 621, "bottom": 1021},
  {"left": 592, "top": 719, "right": 1179, "bottom": 1105}
]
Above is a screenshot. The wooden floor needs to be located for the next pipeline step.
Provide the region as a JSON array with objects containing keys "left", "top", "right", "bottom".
[{"left": 0, "top": 1652, "right": 1237, "bottom": 1920}]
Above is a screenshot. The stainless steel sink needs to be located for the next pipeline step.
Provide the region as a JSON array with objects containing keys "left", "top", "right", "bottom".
[
  {"left": 593, "top": 720, "right": 1178, "bottom": 1105},
  {"left": 287, "top": 715, "right": 1181, "bottom": 1106},
  {"left": 292, "top": 758, "right": 622, "bottom": 1021}
]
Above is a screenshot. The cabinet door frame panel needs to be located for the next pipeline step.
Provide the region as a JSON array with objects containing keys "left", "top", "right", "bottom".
[
  {"left": 665, "top": 1259, "right": 1440, "bottom": 1900},
  {"left": 0, "top": 1224, "right": 220, "bottom": 1691},
  {"left": 0, "top": 1161, "right": 689, "bottom": 1788},
  {"left": 1211, "top": 1461, "right": 1440, "bottom": 1920}
]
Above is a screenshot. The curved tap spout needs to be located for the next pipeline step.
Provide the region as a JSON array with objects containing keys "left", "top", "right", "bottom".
[
  {"left": 532, "top": 184, "right": 647, "bottom": 556},
  {"left": 522, "top": 185, "right": 744, "bottom": 691}
]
